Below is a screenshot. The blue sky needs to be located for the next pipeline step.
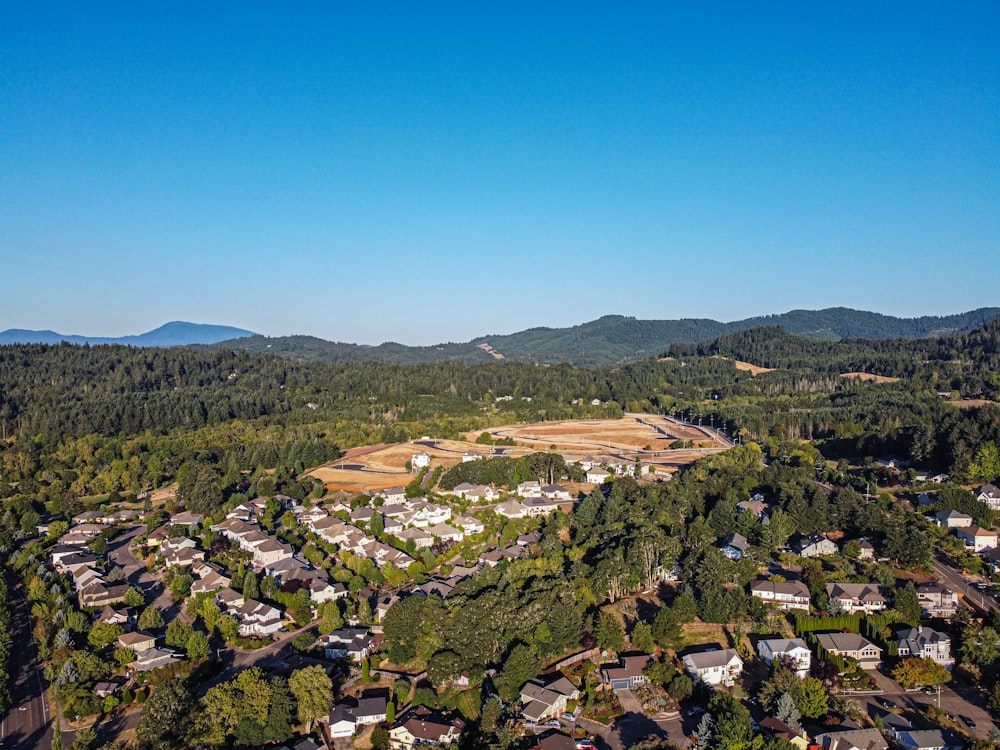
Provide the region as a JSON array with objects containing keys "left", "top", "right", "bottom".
[{"left": 2, "top": 3, "right": 997, "bottom": 345}]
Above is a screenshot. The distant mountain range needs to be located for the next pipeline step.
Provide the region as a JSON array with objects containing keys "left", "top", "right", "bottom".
[
  {"left": 207, "top": 307, "right": 1000, "bottom": 367},
  {"left": 0, "top": 321, "right": 255, "bottom": 347},
  {"left": 5, "top": 308, "right": 1000, "bottom": 366}
]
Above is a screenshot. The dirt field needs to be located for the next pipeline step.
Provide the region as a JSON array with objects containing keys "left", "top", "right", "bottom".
[
  {"left": 308, "top": 415, "right": 729, "bottom": 491},
  {"left": 841, "top": 372, "right": 902, "bottom": 383},
  {"left": 732, "top": 360, "right": 774, "bottom": 376},
  {"left": 714, "top": 355, "right": 775, "bottom": 376}
]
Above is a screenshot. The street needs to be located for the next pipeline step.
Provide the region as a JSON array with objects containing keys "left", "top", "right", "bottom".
[
  {"left": 932, "top": 553, "right": 999, "bottom": 614},
  {"left": 1, "top": 572, "right": 76, "bottom": 750}
]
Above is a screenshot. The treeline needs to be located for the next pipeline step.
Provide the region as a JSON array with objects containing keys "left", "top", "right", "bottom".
[{"left": 668, "top": 320, "right": 1000, "bottom": 397}]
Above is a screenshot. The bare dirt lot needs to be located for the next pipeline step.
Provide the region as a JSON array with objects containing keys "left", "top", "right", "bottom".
[{"left": 308, "top": 415, "right": 729, "bottom": 491}]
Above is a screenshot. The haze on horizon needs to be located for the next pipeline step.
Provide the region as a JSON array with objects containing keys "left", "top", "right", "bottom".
[{"left": 2, "top": 3, "right": 998, "bottom": 347}]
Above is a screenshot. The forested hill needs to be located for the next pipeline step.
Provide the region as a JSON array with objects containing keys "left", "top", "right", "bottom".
[
  {"left": 668, "top": 319, "right": 1000, "bottom": 388},
  {"left": 209, "top": 307, "right": 1000, "bottom": 366}
]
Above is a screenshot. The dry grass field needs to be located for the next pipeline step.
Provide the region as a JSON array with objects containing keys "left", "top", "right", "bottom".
[
  {"left": 732, "top": 359, "right": 775, "bottom": 376},
  {"left": 308, "top": 415, "right": 729, "bottom": 491},
  {"left": 841, "top": 372, "right": 902, "bottom": 383},
  {"left": 713, "top": 355, "right": 775, "bottom": 376}
]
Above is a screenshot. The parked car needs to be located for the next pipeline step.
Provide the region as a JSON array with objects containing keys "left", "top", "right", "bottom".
[
  {"left": 544, "top": 720, "right": 560, "bottom": 728},
  {"left": 562, "top": 712, "right": 577, "bottom": 722},
  {"left": 921, "top": 685, "right": 938, "bottom": 694},
  {"left": 962, "top": 716, "right": 977, "bottom": 729},
  {"left": 684, "top": 706, "right": 705, "bottom": 717},
  {"left": 876, "top": 697, "right": 898, "bottom": 709}
]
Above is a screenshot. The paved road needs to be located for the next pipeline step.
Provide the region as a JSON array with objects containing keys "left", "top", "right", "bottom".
[
  {"left": 931, "top": 553, "right": 999, "bottom": 614},
  {"left": 1, "top": 573, "right": 76, "bottom": 750}
]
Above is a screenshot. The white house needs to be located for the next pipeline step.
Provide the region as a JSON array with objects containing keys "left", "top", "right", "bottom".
[
  {"left": 757, "top": 638, "right": 811, "bottom": 678},
  {"left": 826, "top": 583, "right": 886, "bottom": 615},
  {"left": 682, "top": 649, "right": 744, "bottom": 686},
  {"left": 750, "top": 580, "right": 811, "bottom": 611},
  {"left": 932, "top": 509, "right": 973, "bottom": 528},
  {"left": 896, "top": 626, "right": 953, "bottom": 666},
  {"left": 586, "top": 469, "right": 611, "bottom": 484},
  {"left": 956, "top": 524, "right": 999, "bottom": 552},
  {"left": 795, "top": 533, "right": 838, "bottom": 558},
  {"left": 411, "top": 452, "right": 431, "bottom": 469},
  {"left": 977, "top": 484, "right": 1000, "bottom": 511}
]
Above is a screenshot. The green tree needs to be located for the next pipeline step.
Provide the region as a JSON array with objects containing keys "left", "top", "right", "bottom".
[
  {"left": 123, "top": 586, "right": 145, "bottom": 608},
  {"left": 136, "top": 678, "right": 196, "bottom": 750},
  {"left": 631, "top": 621, "right": 655, "bottom": 653},
  {"left": 87, "top": 622, "right": 124, "bottom": 649},
  {"left": 138, "top": 606, "right": 165, "bottom": 632},
  {"left": 288, "top": 665, "right": 333, "bottom": 731},
  {"left": 596, "top": 612, "right": 625, "bottom": 653},
  {"left": 496, "top": 644, "right": 540, "bottom": 701},
  {"left": 186, "top": 630, "right": 210, "bottom": 661},
  {"left": 893, "top": 582, "right": 921, "bottom": 625}
]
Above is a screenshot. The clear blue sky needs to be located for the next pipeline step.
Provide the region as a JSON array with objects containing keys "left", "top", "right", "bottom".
[{"left": 2, "top": 2, "right": 997, "bottom": 345}]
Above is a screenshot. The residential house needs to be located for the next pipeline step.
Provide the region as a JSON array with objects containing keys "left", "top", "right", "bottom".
[
  {"left": 601, "top": 654, "right": 653, "bottom": 690},
  {"left": 895, "top": 729, "right": 962, "bottom": 750},
  {"left": 519, "top": 682, "right": 568, "bottom": 723},
  {"left": 933, "top": 509, "right": 973, "bottom": 528},
  {"left": 718, "top": 532, "right": 749, "bottom": 560},
  {"left": 757, "top": 638, "right": 811, "bottom": 678},
  {"left": 521, "top": 497, "right": 564, "bottom": 517},
  {"left": 328, "top": 703, "right": 358, "bottom": 738},
  {"left": 133, "top": 647, "right": 182, "bottom": 672},
  {"left": 465, "top": 486, "right": 498, "bottom": 504},
  {"left": 854, "top": 538, "right": 876, "bottom": 560},
  {"left": 379, "top": 487, "right": 407, "bottom": 504},
  {"left": 494, "top": 500, "right": 527, "bottom": 519},
  {"left": 118, "top": 631, "right": 157, "bottom": 653},
  {"left": 97, "top": 606, "right": 133, "bottom": 627},
  {"left": 682, "top": 649, "right": 744, "bottom": 686},
  {"left": 814, "top": 728, "right": 888, "bottom": 750},
  {"left": 540, "top": 484, "right": 573, "bottom": 502},
  {"left": 191, "top": 570, "right": 231, "bottom": 597},
  {"left": 453, "top": 515, "right": 485, "bottom": 535},
  {"left": 956, "top": 524, "right": 999, "bottom": 552},
  {"left": 826, "top": 583, "right": 886, "bottom": 614},
  {"left": 411, "top": 451, "right": 431, "bottom": 469},
  {"left": 895, "top": 626, "right": 953, "bottom": 666},
  {"left": 585, "top": 468, "right": 611, "bottom": 484},
  {"left": 309, "top": 579, "right": 348, "bottom": 604},
  {"left": 795, "top": 533, "right": 838, "bottom": 557},
  {"left": 396, "top": 527, "right": 435, "bottom": 549},
  {"left": 237, "top": 599, "right": 285, "bottom": 636},
  {"left": 320, "top": 627, "right": 375, "bottom": 662},
  {"left": 737, "top": 499, "right": 770, "bottom": 520},
  {"left": 750, "top": 580, "right": 811, "bottom": 611},
  {"left": 462, "top": 452, "right": 483, "bottom": 463},
  {"left": 78, "top": 582, "right": 129, "bottom": 609},
  {"left": 388, "top": 708, "right": 464, "bottom": 750},
  {"left": 535, "top": 734, "right": 578, "bottom": 750},
  {"left": 355, "top": 696, "right": 388, "bottom": 725},
  {"left": 425, "top": 523, "right": 464, "bottom": 543},
  {"left": 915, "top": 582, "right": 959, "bottom": 618},
  {"left": 758, "top": 718, "right": 808, "bottom": 750},
  {"left": 814, "top": 632, "right": 883, "bottom": 667},
  {"left": 977, "top": 484, "right": 1000, "bottom": 511},
  {"left": 168, "top": 511, "right": 204, "bottom": 529}
]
